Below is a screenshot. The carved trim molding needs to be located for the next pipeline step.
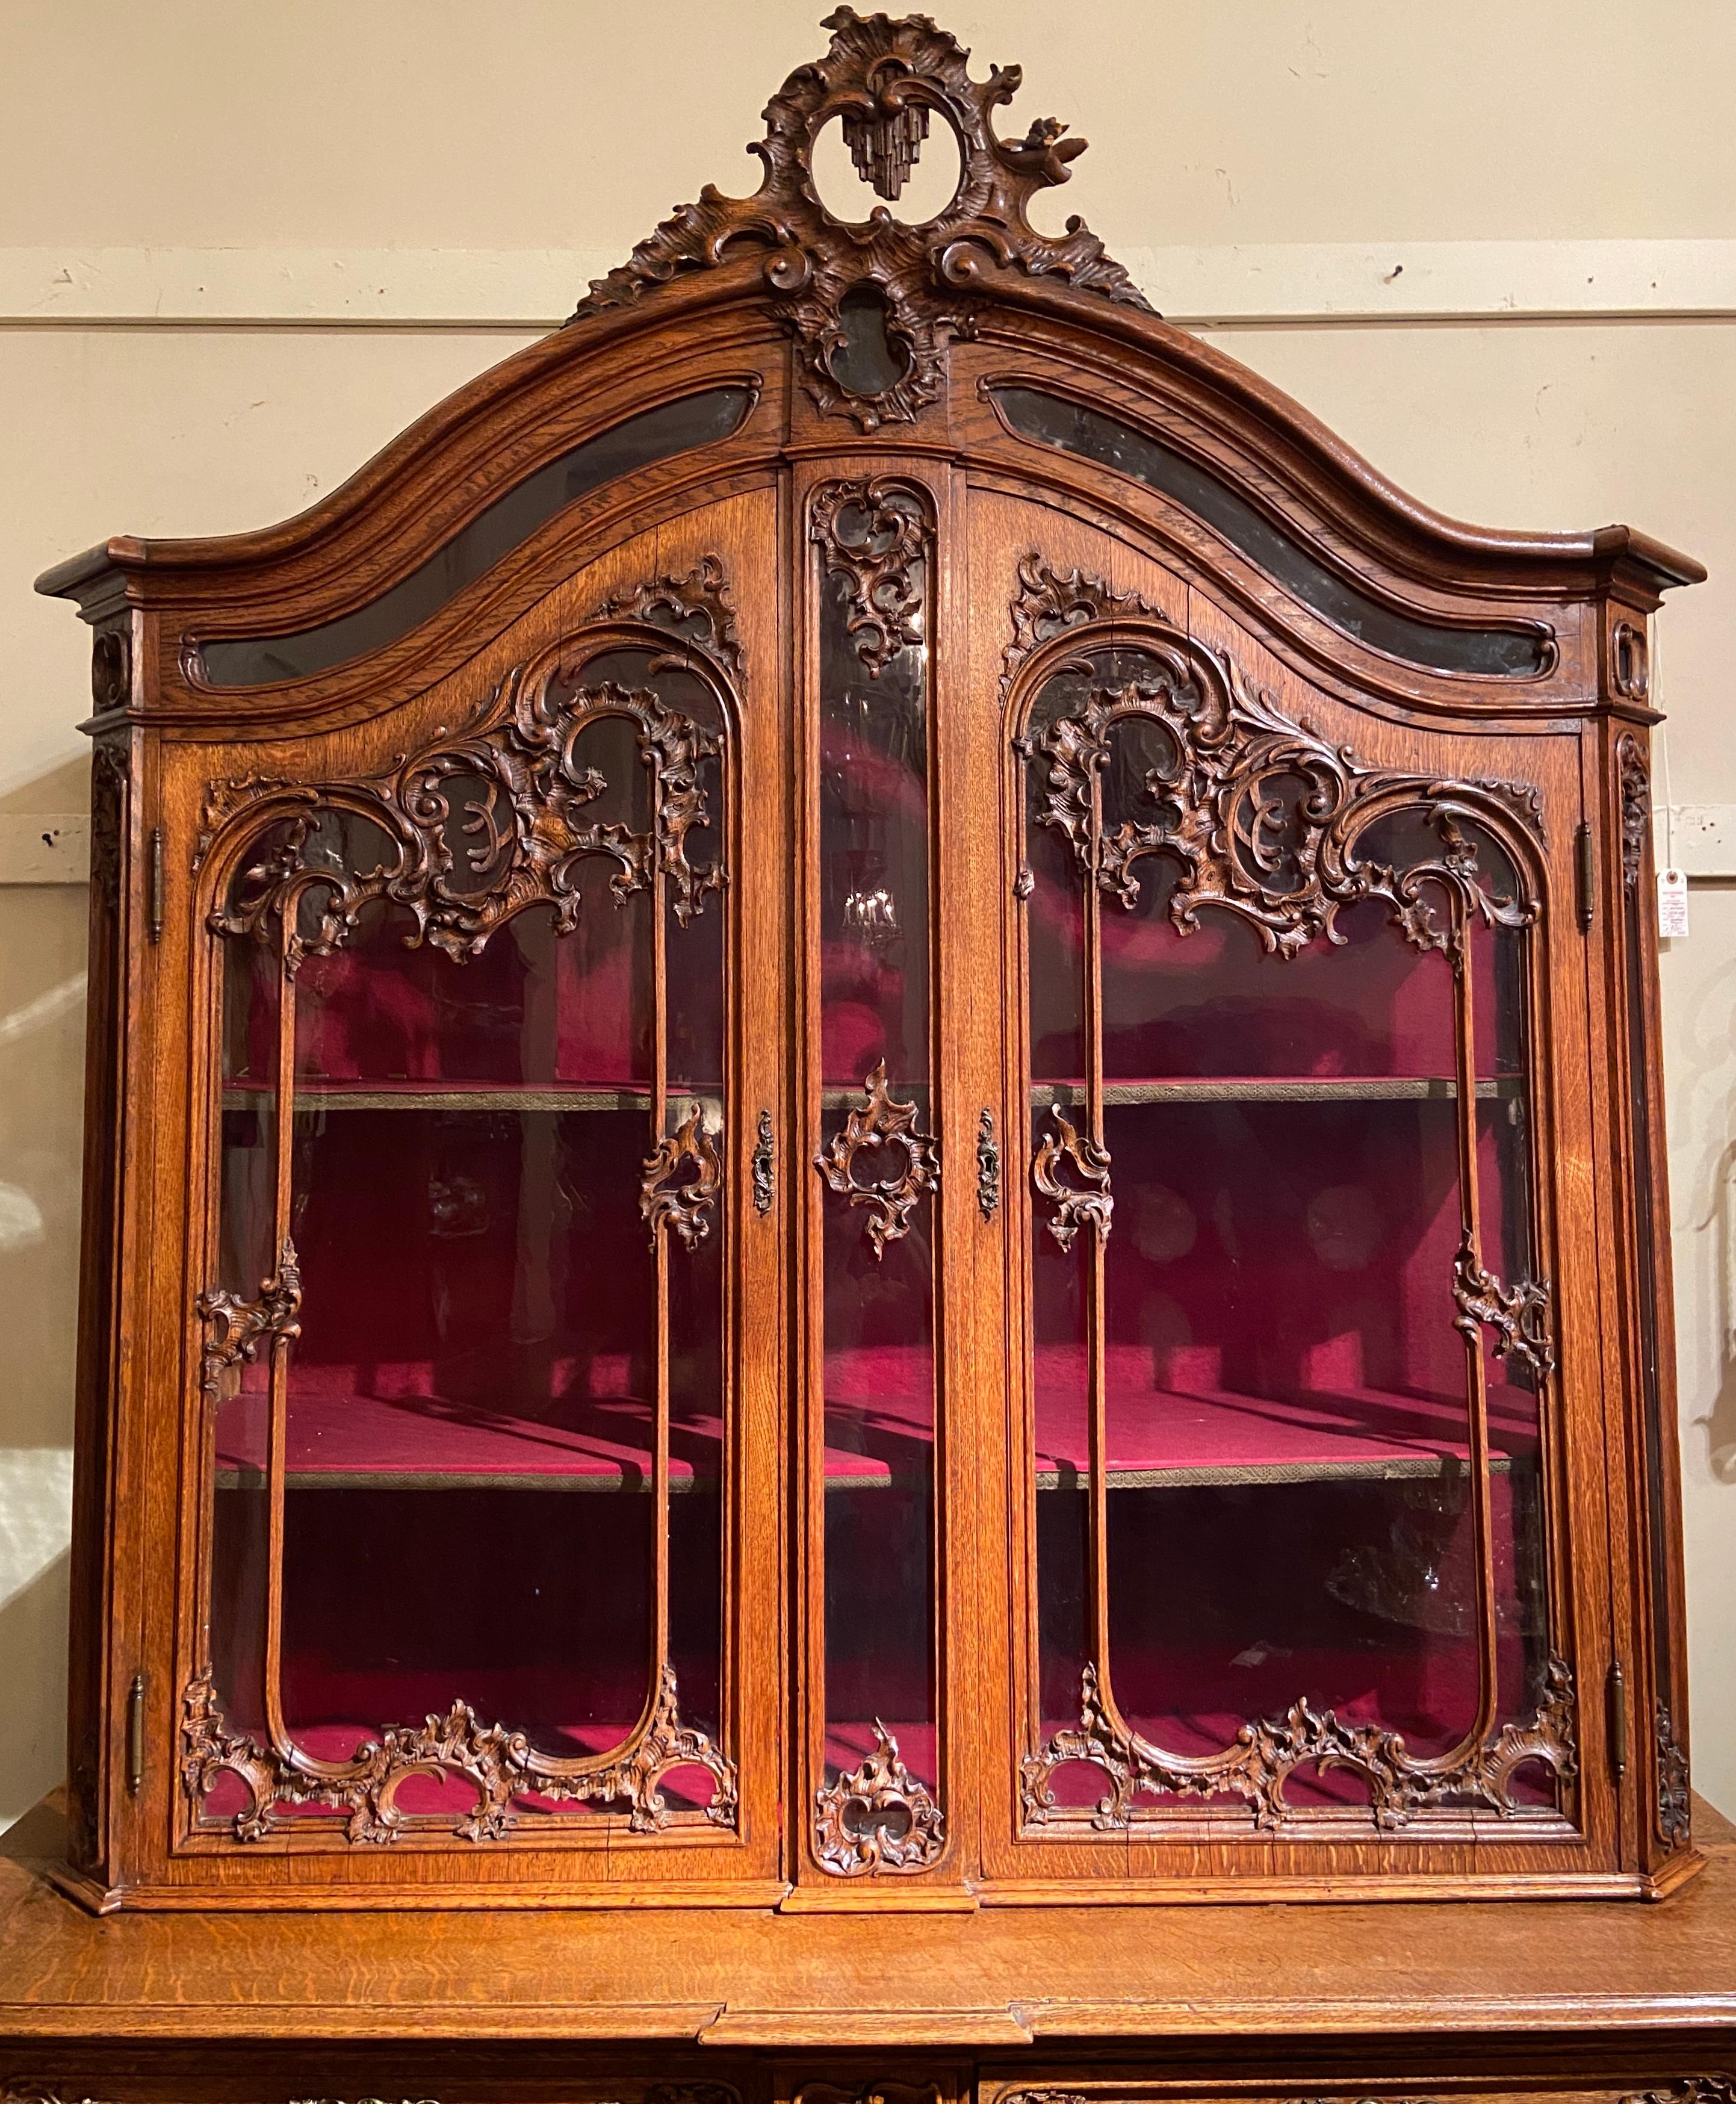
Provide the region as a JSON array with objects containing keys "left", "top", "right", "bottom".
[
  {"left": 815, "top": 1059, "right": 940, "bottom": 1257},
  {"left": 814, "top": 1721, "right": 946, "bottom": 1875},
  {"left": 1031, "top": 1105, "right": 1112, "bottom": 1249},
  {"left": 811, "top": 477, "right": 929, "bottom": 672},
  {"left": 182, "top": 1661, "right": 735, "bottom": 1843},
  {"left": 1023, "top": 1654, "right": 1578, "bottom": 1832},
  {"left": 200, "top": 570, "right": 738, "bottom": 969},
  {"left": 640, "top": 1102, "right": 722, "bottom": 1250},
  {"left": 1618, "top": 730, "right": 1651, "bottom": 895},
  {"left": 195, "top": 1235, "right": 302, "bottom": 1400},
  {"left": 572, "top": 8, "right": 1149, "bottom": 428},
  {"left": 1657, "top": 1699, "right": 1693, "bottom": 1846}
]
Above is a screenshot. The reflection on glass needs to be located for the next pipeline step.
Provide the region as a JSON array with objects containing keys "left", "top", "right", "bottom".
[
  {"left": 204, "top": 645, "right": 732, "bottom": 1834},
  {"left": 990, "top": 386, "right": 1551, "bottom": 680},
  {"left": 1019, "top": 639, "right": 1557, "bottom": 1827},
  {"left": 813, "top": 481, "right": 943, "bottom": 1872},
  {"left": 200, "top": 388, "right": 754, "bottom": 687}
]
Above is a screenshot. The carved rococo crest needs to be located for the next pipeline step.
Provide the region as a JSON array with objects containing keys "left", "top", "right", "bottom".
[
  {"left": 594, "top": 554, "right": 744, "bottom": 677},
  {"left": 814, "top": 1720, "right": 946, "bottom": 1874},
  {"left": 640, "top": 1102, "right": 723, "bottom": 1250},
  {"left": 815, "top": 1059, "right": 940, "bottom": 1257},
  {"left": 572, "top": 8, "right": 1151, "bottom": 429},
  {"left": 195, "top": 1236, "right": 303, "bottom": 1400}
]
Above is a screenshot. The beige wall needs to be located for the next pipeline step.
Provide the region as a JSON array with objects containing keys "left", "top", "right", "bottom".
[{"left": 2, "top": 1, "right": 1731, "bottom": 1831}]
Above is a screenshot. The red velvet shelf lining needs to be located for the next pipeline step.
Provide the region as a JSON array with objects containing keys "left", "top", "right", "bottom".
[{"left": 213, "top": 1345, "right": 1534, "bottom": 1490}]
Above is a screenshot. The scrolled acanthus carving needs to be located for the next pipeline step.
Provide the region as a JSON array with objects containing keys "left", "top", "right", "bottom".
[
  {"left": 815, "top": 1059, "right": 940, "bottom": 1258},
  {"left": 1618, "top": 731, "right": 1651, "bottom": 895},
  {"left": 200, "top": 586, "right": 734, "bottom": 972},
  {"left": 1008, "top": 555, "right": 1540, "bottom": 965},
  {"left": 976, "top": 1107, "right": 1001, "bottom": 1218},
  {"left": 1452, "top": 1235, "right": 1556, "bottom": 1383},
  {"left": 572, "top": 8, "right": 1150, "bottom": 429},
  {"left": 1022, "top": 1654, "right": 1578, "bottom": 1834},
  {"left": 195, "top": 1235, "right": 302, "bottom": 1400},
  {"left": 640, "top": 1102, "right": 722, "bottom": 1250},
  {"left": 1657, "top": 1700, "right": 1693, "bottom": 1846},
  {"left": 594, "top": 554, "right": 743, "bottom": 677},
  {"left": 813, "top": 1721, "right": 946, "bottom": 1875},
  {"left": 752, "top": 1108, "right": 776, "bottom": 1214},
  {"left": 182, "top": 1662, "right": 734, "bottom": 1843},
  {"left": 1031, "top": 1105, "right": 1111, "bottom": 1249},
  {"left": 811, "top": 477, "right": 928, "bottom": 673}
]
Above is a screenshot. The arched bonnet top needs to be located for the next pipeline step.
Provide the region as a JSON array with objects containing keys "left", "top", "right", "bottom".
[{"left": 39, "top": 6, "right": 1703, "bottom": 722}]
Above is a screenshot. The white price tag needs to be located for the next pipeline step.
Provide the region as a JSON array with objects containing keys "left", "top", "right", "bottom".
[{"left": 1658, "top": 866, "right": 1690, "bottom": 939}]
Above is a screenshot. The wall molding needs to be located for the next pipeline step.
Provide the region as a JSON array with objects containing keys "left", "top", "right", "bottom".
[{"left": 1, "top": 240, "right": 1733, "bottom": 330}]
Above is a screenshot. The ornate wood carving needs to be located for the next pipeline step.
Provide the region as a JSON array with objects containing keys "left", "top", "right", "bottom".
[
  {"left": 572, "top": 8, "right": 1150, "bottom": 429},
  {"left": 640, "top": 1102, "right": 722, "bottom": 1250},
  {"left": 90, "top": 627, "right": 129, "bottom": 713},
  {"left": 88, "top": 739, "right": 127, "bottom": 911},
  {"left": 1009, "top": 556, "right": 1540, "bottom": 963},
  {"left": 815, "top": 1059, "right": 940, "bottom": 1258},
  {"left": 595, "top": 554, "right": 743, "bottom": 677},
  {"left": 795, "top": 2085, "right": 940, "bottom": 2104},
  {"left": 1452, "top": 1235, "right": 1556, "bottom": 1383},
  {"left": 1613, "top": 618, "right": 1651, "bottom": 702},
  {"left": 1618, "top": 730, "right": 1651, "bottom": 894},
  {"left": 1023, "top": 1654, "right": 1577, "bottom": 1832},
  {"left": 811, "top": 477, "right": 928, "bottom": 672},
  {"left": 1657, "top": 1699, "right": 1693, "bottom": 1845},
  {"left": 182, "top": 1661, "right": 734, "bottom": 1843},
  {"left": 648, "top": 2087, "right": 743, "bottom": 2104},
  {"left": 194, "top": 1235, "right": 302, "bottom": 1400},
  {"left": 752, "top": 1108, "right": 776, "bottom": 1214},
  {"left": 1031, "top": 1105, "right": 1112, "bottom": 1249},
  {"left": 203, "top": 641, "right": 728, "bottom": 971},
  {"left": 0, "top": 2087, "right": 104, "bottom": 2104},
  {"left": 1000, "top": 552, "right": 1165, "bottom": 704},
  {"left": 1627, "top": 2087, "right": 1736, "bottom": 2104},
  {"left": 976, "top": 1107, "right": 1001, "bottom": 1218},
  {"left": 813, "top": 1721, "right": 946, "bottom": 1875}
]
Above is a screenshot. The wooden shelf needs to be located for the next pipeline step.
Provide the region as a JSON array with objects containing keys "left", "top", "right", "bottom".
[{"left": 1034, "top": 1075, "right": 1519, "bottom": 1106}]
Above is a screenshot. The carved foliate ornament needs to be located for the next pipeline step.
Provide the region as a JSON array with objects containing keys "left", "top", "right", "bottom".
[
  {"left": 1618, "top": 730, "right": 1651, "bottom": 894},
  {"left": 195, "top": 1235, "right": 302, "bottom": 1400},
  {"left": 813, "top": 1719, "right": 946, "bottom": 1873},
  {"left": 815, "top": 1059, "right": 940, "bottom": 1256},
  {"left": 640, "top": 1102, "right": 723, "bottom": 1250},
  {"left": 1452, "top": 1235, "right": 1557, "bottom": 1383},
  {"left": 811, "top": 476, "right": 929, "bottom": 672},
  {"left": 1023, "top": 1654, "right": 1578, "bottom": 1833},
  {"left": 572, "top": 8, "right": 1150, "bottom": 429},
  {"left": 201, "top": 594, "right": 734, "bottom": 972},
  {"left": 594, "top": 554, "right": 744, "bottom": 678},
  {"left": 1031, "top": 1105, "right": 1111, "bottom": 1249},
  {"left": 752, "top": 1108, "right": 777, "bottom": 1214},
  {"left": 1657, "top": 1699, "right": 1692, "bottom": 1845},
  {"left": 976, "top": 1106, "right": 1001, "bottom": 1218},
  {"left": 182, "top": 1661, "right": 734, "bottom": 1843}
]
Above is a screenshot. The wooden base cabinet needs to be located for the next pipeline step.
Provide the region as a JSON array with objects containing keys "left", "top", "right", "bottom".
[{"left": 34, "top": 10, "right": 1705, "bottom": 1918}]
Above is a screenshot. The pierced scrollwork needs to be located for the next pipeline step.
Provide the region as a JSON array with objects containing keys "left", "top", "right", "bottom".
[
  {"left": 976, "top": 1107, "right": 1001, "bottom": 1218},
  {"left": 811, "top": 478, "right": 929, "bottom": 672},
  {"left": 752, "top": 1108, "right": 776, "bottom": 1214},
  {"left": 814, "top": 1720, "right": 946, "bottom": 1875},
  {"left": 1023, "top": 1654, "right": 1577, "bottom": 1834},
  {"left": 572, "top": 8, "right": 1150, "bottom": 429},
  {"left": 1626, "top": 2087, "right": 1736, "bottom": 2104},
  {"left": 202, "top": 626, "right": 730, "bottom": 970},
  {"left": 1031, "top": 1105, "right": 1111, "bottom": 1249},
  {"left": 181, "top": 1661, "right": 734, "bottom": 1843},
  {"left": 1657, "top": 1699, "right": 1693, "bottom": 1845},
  {"left": 815, "top": 1059, "right": 940, "bottom": 1258},
  {"left": 1008, "top": 555, "right": 1539, "bottom": 964},
  {"left": 640, "top": 1101, "right": 722, "bottom": 1250},
  {"left": 1452, "top": 1235, "right": 1557, "bottom": 1383},
  {"left": 194, "top": 1235, "right": 302, "bottom": 1400},
  {"left": 594, "top": 553, "right": 743, "bottom": 677},
  {"left": 1619, "top": 730, "right": 1651, "bottom": 895}
]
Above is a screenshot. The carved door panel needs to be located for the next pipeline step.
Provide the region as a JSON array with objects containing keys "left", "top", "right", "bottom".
[
  {"left": 185, "top": 496, "right": 786, "bottom": 1886},
  {"left": 970, "top": 488, "right": 1601, "bottom": 1887}
]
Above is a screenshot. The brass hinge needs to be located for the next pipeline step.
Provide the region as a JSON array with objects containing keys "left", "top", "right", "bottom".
[
  {"left": 1608, "top": 1658, "right": 1628, "bottom": 1778},
  {"left": 1575, "top": 821, "right": 1595, "bottom": 932},
  {"left": 147, "top": 827, "right": 164, "bottom": 943},
  {"left": 126, "top": 1669, "right": 145, "bottom": 1793}
]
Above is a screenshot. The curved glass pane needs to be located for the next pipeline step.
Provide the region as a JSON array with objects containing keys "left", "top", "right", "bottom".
[
  {"left": 199, "top": 387, "right": 754, "bottom": 687},
  {"left": 991, "top": 386, "right": 1550, "bottom": 679}
]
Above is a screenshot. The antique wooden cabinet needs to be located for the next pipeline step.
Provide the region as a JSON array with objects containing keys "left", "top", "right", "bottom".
[{"left": 34, "top": 8, "right": 1705, "bottom": 1928}]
